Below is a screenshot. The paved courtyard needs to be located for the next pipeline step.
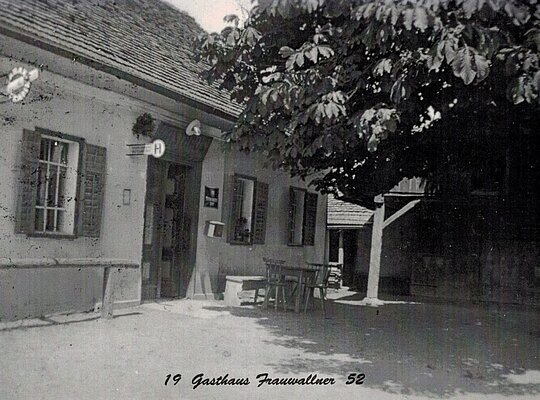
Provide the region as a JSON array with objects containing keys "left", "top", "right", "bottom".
[{"left": 1, "top": 289, "right": 539, "bottom": 400}]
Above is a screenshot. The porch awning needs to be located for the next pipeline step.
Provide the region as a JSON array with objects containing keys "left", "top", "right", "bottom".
[{"left": 154, "top": 122, "right": 212, "bottom": 164}]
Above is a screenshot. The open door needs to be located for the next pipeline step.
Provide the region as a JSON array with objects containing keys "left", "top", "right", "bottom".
[
  {"left": 141, "top": 158, "right": 192, "bottom": 299},
  {"left": 160, "top": 163, "right": 190, "bottom": 297}
]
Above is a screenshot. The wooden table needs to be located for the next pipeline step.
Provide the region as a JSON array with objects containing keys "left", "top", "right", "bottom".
[{"left": 265, "top": 264, "right": 320, "bottom": 313}]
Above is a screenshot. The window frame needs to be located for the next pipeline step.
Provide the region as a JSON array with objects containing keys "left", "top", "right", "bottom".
[
  {"left": 16, "top": 128, "right": 107, "bottom": 239},
  {"left": 229, "top": 174, "right": 257, "bottom": 246},
  {"left": 287, "top": 186, "right": 318, "bottom": 247},
  {"left": 24, "top": 128, "right": 85, "bottom": 239}
]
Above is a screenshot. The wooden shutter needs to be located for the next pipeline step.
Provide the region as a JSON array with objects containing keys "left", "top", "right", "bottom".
[
  {"left": 252, "top": 181, "right": 269, "bottom": 244},
  {"left": 287, "top": 188, "right": 296, "bottom": 245},
  {"left": 79, "top": 143, "right": 107, "bottom": 237},
  {"left": 15, "top": 129, "right": 41, "bottom": 234},
  {"left": 226, "top": 175, "right": 242, "bottom": 242},
  {"left": 302, "top": 192, "right": 318, "bottom": 246}
]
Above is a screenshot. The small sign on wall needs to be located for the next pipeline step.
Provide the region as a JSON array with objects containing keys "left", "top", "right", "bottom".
[{"left": 204, "top": 186, "right": 219, "bottom": 208}]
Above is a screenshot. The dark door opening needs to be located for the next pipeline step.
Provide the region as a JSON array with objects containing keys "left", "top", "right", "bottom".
[
  {"left": 142, "top": 159, "right": 192, "bottom": 300},
  {"left": 160, "top": 163, "right": 189, "bottom": 298}
]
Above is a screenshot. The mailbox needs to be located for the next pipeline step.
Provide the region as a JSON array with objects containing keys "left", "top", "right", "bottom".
[{"left": 205, "top": 220, "right": 225, "bottom": 238}]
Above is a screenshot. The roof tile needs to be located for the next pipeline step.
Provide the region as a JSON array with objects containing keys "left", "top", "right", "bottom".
[
  {"left": 0, "top": 0, "right": 241, "bottom": 117},
  {"left": 327, "top": 195, "right": 373, "bottom": 228}
]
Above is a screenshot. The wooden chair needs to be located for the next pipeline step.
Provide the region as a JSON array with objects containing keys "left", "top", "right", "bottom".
[
  {"left": 303, "top": 263, "right": 332, "bottom": 315},
  {"left": 262, "top": 258, "right": 287, "bottom": 311}
]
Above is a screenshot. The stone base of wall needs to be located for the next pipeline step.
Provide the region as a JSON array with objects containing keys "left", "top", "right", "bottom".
[{"left": 0, "top": 267, "right": 140, "bottom": 321}]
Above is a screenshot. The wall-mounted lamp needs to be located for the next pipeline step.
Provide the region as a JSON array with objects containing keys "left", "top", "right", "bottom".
[{"left": 186, "top": 119, "right": 201, "bottom": 136}]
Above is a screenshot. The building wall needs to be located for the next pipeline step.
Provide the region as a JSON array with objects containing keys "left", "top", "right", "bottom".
[
  {"left": 0, "top": 54, "right": 154, "bottom": 319},
  {"left": 191, "top": 144, "right": 327, "bottom": 298},
  {"left": 0, "top": 35, "right": 328, "bottom": 316},
  {"left": 350, "top": 198, "right": 540, "bottom": 305}
]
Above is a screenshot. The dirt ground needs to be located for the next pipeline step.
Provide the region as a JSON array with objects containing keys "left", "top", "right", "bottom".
[{"left": 1, "top": 288, "right": 539, "bottom": 400}]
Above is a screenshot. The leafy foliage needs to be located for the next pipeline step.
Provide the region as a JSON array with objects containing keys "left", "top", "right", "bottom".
[
  {"left": 132, "top": 113, "right": 156, "bottom": 138},
  {"left": 195, "top": 0, "right": 540, "bottom": 206}
]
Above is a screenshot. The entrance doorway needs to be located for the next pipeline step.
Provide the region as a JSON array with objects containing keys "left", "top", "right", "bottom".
[
  {"left": 142, "top": 158, "right": 193, "bottom": 299},
  {"left": 160, "top": 163, "right": 189, "bottom": 297}
]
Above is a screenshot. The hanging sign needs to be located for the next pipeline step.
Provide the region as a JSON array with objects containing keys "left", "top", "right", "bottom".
[
  {"left": 204, "top": 186, "right": 219, "bottom": 208},
  {"left": 126, "top": 139, "right": 166, "bottom": 158}
]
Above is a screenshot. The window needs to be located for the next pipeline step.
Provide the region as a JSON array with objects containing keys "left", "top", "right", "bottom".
[
  {"left": 232, "top": 176, "right": 255, "bottom": 243},
  {"left": 35, "top": 136, "right": 79, "bottom": 234},
  {"left": 288, "top": 187, "right": 318, "bottom": 246},
  {"left": 15, "top": 128, "right": 107, "bottom": 237},
  {"left": 288, "top": 188, "right": 305, "bottom": 245},
  {"left": 227, "top": 175, "right": 268, "bottom": 245}
]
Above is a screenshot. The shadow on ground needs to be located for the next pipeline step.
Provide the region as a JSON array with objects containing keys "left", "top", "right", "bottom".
[
  {"left": 203, "top": 289, "right": 540, "bottom": 398},
  {"left": 0, "top": 312, "right": 142, "bottom": 333}
]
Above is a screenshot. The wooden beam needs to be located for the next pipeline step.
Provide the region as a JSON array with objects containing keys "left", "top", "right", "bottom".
[
  {"left": 365, "top": 198, "right": 385, "bottom": 299},
  {"left": 383, "top": 199, "right": 420, "bottom": 229}
]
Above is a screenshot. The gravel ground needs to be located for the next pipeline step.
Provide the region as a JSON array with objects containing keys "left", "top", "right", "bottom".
[{"left": 1, "top": 288, "right": 539, "bottom": 400}]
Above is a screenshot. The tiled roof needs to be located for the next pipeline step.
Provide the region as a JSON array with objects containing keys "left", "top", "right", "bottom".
[
  {"left": 327, "top": 194, "right": 373, "bottom": 228},
  {"left": 0, "top": 0, "right": 241, "bottom": 118}
]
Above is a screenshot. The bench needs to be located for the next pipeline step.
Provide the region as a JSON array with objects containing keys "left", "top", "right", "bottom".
[{"left": 224, "top": 275, "right": 266, "bottom": 307}]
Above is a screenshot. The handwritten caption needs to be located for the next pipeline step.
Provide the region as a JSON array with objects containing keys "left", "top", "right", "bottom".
[{"left": 164, "top": 372, "right": 365, "bottom": 389}]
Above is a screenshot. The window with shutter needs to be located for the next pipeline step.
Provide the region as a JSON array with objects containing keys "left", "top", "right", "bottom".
[
  {"left": 287, "top": 187, "right": 318, "bottom": 246},
  {"left": 288, "top": 187, "right": 306, "bottom": 246},
  {"left": 15, "top": 129, "right": 41, "bottom": 234},
  {"left": 14, "top": 128, "right": 106, "bottom": 238},
  {"left": 227, "top": 174, "right": 257, "bottom": 245},
  {"left": 253, "top": 181, "right": 269, "bottom": 244},
  {"left": 79, "top": 143, "right": 107, "bottom": 237},
  {"left": 302, "top": 192, "right": 318, "bottom": 246}
]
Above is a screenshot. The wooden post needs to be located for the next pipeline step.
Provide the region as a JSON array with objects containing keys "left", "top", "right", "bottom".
[
  {"left": 324, "top": 227, "right": 330, "bottom": 264},
  {"left": 101, "top": 266, "right": 114, "bottom": 319},
  {"left": 338, "top": 230, "right": 344, "bottom": 266},
  {"left": 365, "top": 195, "right": 385, "bottom": 301}
]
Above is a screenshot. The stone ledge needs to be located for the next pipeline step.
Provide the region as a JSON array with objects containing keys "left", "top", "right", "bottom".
[{"left": 0, "top": 258, "right": 139, "bottom": 269}]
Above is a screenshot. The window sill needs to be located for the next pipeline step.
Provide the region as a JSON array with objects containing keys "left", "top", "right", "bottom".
[
  {"left": 27, "top": 232, "right": 77, "bottom": 240},
  {"left": 287, "top": 243, "right": 303, "bottom": 247}
]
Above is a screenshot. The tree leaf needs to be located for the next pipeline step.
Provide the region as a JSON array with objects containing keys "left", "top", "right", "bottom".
[
  {"left": 374, "top": 58, "right": 392, "bottom": 76},
  {"left": 444, "top": 38, "right": 457, "bottom": 63},
  {"left": 403, "top": 8, "right": 414, "bottom": 31},
  {"left": 317, "top": 46, "right": 334, "bottom": 59},
  {"left": 243, "top": 27, "right": 262, "bottom": 46},
  {"left": 367, "top": 134, "right": 379, "bottom": 152},
  {"left": 453, "top": 47, "right": 477, "bottom": 85},
  {"left": 295, "top": 52, "right": 305, "bottom": 67},
  {"left": 223, "top": 14, "right": 240, "bottom": 25},
  {"left": 306, "top": 46, "right": 319, "bottom": 63},
  {"left": 413, "top": 7, "right": 429, "bottom": 32},
  {"left": 533, "top": 70, "right": 540, "bottom": 92},
  {"left": 462, "top": 0, "right": 485, "bottom": 19},
  {"left": 279, "top": 46, "right": 295, "bottom": 58},
  {"left": 510, "top": 77, "right": 525, "bottom": 104},
  {"left": 474, "top": 53, "right": 490, "bottom": 81}
]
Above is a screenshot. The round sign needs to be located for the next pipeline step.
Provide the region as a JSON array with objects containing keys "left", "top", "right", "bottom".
[
  {"left": 6, "top": 67, "right": 38, "bottom": 103},
  {"left": 151, "top": 139, "right": 166, "bottom": 158}
]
